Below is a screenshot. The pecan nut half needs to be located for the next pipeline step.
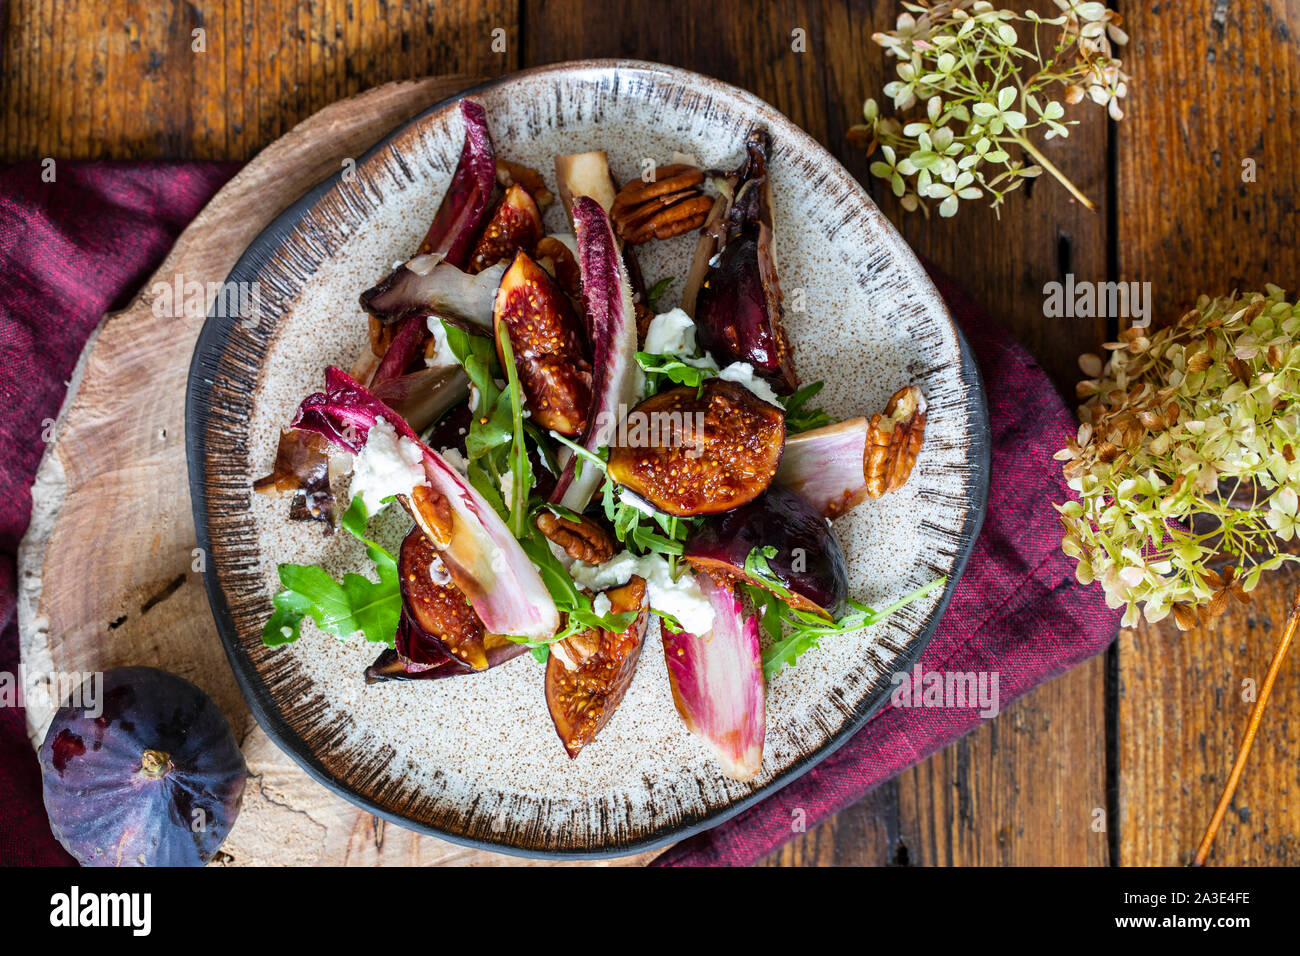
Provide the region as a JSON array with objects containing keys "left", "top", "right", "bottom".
[
  {"left": 535, "top": 511, "right": 616, "bottom": 565},
  {"left": 864, "top": 385, "right": 927, "bottom": 498},
  {"left": 611, "top": 164, "right": 713, "bottom": 244}
]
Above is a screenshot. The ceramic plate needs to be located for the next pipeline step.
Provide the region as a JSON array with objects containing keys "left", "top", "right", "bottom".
[{"left": 188, "top": 60, "right": 990, "bottom": 858}]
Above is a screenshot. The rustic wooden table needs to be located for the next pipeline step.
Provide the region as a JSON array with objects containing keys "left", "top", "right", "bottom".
[{"left": 4, "top": 0, "right": 1297, "bottom": 865}]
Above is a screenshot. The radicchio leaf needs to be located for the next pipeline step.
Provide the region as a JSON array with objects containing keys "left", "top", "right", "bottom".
[
  {"left": 291, "top": 367, "right": 559, "bottom": 640},
  {"left": 692, "top": 128, "right": 798, "bottom": 393},
  {"left": 369, "top": 312, "right": 430, "bottom": 386},
  {"left": 662, "top": 572, "right": 765, "bottom": 781},
  {"left": 774, "top": 417, "right": 871, "bottom": 518},
  {"left": 549, "top": 197, "right": 644, "bottom": 510},
  {"left": 418, "top": 99, "right": 498, "bottom": 268}
]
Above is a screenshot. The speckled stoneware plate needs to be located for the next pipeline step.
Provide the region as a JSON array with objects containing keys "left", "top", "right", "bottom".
[{"left": 188, "top": 60, "right": 990, "bottom": 858}]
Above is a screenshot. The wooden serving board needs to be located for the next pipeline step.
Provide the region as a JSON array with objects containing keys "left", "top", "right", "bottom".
[{"left": 16, "top": 75, "right": 657, "bottom": 867}]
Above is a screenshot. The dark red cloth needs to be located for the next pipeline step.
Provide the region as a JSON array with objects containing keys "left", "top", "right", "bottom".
[
  {"left": 0, "top": 163, "right": 1119, "bottom": 867},
  {"left": 0, "top": 161, "right": 239, "bottom": 865}
]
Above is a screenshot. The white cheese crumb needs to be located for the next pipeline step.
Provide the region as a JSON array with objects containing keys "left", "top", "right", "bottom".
[
  {"left": 718, "top": 361, "right": 781, "bottom": 406},
  {"left": 349, "top": 416, "right": 427, "bottom": 514},
  {"left": 643, "top": 308, "right": 699, "bottom": 358},
  {"left": 570, "top": 551, "right": 715, "bottom": 634},
  {"left": 424, "top": 316, "right": 458, "bottom": 368},
  {"left": 592, "top": 592, "right": 612, "bottom": 618}
]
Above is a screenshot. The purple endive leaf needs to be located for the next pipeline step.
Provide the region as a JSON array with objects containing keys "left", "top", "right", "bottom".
[
  {"left": 550, "top": 196, "right": 644, "bottom": 510},
  {"left": 369, "top": 312, "right": 429, "bottom": 387},
  {"left": 774, "top": 417, "right": 871, "bottom": 518},
  {"left": 418, "top": 99, "right": 498, "bottom": 268},
  {"left": 692, "top": 128, "right": 797, "bottom": 393},
  {"left": 369, "top": 362, "right": 470, "bottom": 434},
  {"left": 662, "top": 572, "right": 765, "bottom": 781},
  {"left": 291, "top": 367, "right": 559, "bottom": 640}
]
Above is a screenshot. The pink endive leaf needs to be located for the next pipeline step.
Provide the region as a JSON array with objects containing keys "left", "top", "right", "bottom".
[
  {"left": 291, "top": 367, "right": 559, "bottom": 641},
  {"left": 774, "top": 417, "right": 871, "bottom": 518},
  {"left": 418, "top": 99, "right": 499, "bottom": 268},
  {"left": 549, "top": 196, "right": 643, "bottom": 510},
  {"left": 663, "top": 572, "right": 765, "bottom": 781}
]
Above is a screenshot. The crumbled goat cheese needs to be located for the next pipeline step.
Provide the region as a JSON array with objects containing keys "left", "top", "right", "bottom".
[
  {"left": 424, "top": 316, "right": 458, "bottom": 368},
  {"left": 438, "top": 446, "right": 470, "bottom": 475},
  {"left": 570, "top": 551, "right": 715, "bottom": 634},
  {"left": 592, "top": 592, "right": 612, "bottom": 618},
  {"left": 718, "top": 361, "right": 781, "bottom": 405},
  {"left": 349, "top": 417, "right": 426, "bottom": 513},
  {"left": 644, "top": 308, "right": 698, "bottom": 358}
]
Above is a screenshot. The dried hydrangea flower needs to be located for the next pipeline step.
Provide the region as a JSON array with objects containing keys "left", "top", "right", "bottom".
[
  {"left": 1055, "top": 288, "right": 1300, "bottom": 628},
  {"left": 849, "top": 0, "right": 1130, "bottom": 216}
]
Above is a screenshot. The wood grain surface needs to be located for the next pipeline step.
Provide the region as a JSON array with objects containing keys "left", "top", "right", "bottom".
[{"left": 4, "top": 0, "right": 1296, "bottom": 865}]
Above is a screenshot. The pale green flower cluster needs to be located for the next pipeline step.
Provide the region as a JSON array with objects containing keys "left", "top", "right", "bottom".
[
  {"left": 850, "top": 0, "right": 1129, "bottom": 216},
  {"left": 1056, "top": 288, "right": 1300, "bottom": 630}
]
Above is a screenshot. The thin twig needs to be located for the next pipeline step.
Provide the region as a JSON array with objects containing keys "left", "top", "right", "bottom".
[{"left": 1190, "top": 580, "right": 1300, "bottom": 865}]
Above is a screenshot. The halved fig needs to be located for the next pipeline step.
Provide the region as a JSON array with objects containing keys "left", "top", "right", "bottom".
[
  {"left": 607, "top": 379, "right": 785, "bottom": 517},
  {"left": 398, "top": 526, "right": 526, "bottom": 671},
  {"left": 685, "top": 483, "right": 848, "bottom": 617},
  {"left": 467, "top": 184, "right": 543, "bottom": 275},
  {"left": 535, "top": 236, "right": 584, "bottom": 315},
  {"left": 493, "top": 250, "right": 593, "bottom": 436},
  {"left": 546, "top": 577, "right": 649, "bottom": 758},
  {"left": 693, "top": 128, "right": 798, "bottom": 393}
]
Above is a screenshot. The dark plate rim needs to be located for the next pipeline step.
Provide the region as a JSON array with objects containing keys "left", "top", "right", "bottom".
[{"left": 187, "top": 59, "right": 992, "bottom": 861}]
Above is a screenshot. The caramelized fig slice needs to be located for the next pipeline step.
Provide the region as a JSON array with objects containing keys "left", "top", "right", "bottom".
[
  {"left": 493, "top": 250, "right": 593, "bottom": 437},
  {"left": 685, "top": 483, "right": 848, "bottom": 617},
  {"left": 693, "top": 128, "right": 798, "bottom": 393},
  {"left": 546, "top": 577, "right": 649, "bottom": 758},
  {"left": 607, "top": 379, "right": 785, "bottom": 517},
  {"left": 398, "top": 526, "right": 525, "bottom": 671},
  {"left": 467, "top": 184, "right": 544, "bottom": 275}
]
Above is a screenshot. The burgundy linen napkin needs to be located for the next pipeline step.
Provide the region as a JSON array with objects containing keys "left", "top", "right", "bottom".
[
  {"left": 0, "top": 162, "right": 1120, "bottom": 867},
  {"left": 0, "top": 160, "right": 239, "bottom": 865}
]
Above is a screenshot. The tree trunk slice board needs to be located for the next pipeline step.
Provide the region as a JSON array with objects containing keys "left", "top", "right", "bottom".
[{"left": 16, "top": 75, "right": 656, "bottom": 867}]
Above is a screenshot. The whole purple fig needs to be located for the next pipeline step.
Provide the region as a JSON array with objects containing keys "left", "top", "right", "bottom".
[{"left": 39, "top": 666, "right": 246, "bottom": 867}]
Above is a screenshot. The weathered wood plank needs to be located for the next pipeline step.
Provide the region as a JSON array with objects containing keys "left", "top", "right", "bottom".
[
  {"left": 1114, "top": 0, "right": 1300, "bottom": 867},
  {"left": 0, "top": 0, "right": 520, "bottom": 162}
]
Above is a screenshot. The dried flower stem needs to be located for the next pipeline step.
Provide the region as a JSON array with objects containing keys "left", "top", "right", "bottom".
[
  {"left": 1012, "top": 133, "right": 1096, "bottom": 211},
  {"left": 1191, "top": 581, "right": 1299, "bottom": 866}
]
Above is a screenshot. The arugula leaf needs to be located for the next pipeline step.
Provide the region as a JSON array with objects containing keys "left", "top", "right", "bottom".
[
  {"left": 781, "top": 381, "right": 834, "bottom": 434},
  {"left": 645, "top": 276, "right": 674, "bottom": 312},
  {"left": 261, "top": 497, "right": 402, "bottom": 647},
  {"left": 759, "top": 576, "right": 947, "bottom": 680},
  {"left": 635, "top": 351, "right": 713, "bottom": 395},
  {"left": 513, "top": 525, "right": 636, "bottom": 649},
  {"left": 496, "top": 322, "right": 533, "bottom": 539}
]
